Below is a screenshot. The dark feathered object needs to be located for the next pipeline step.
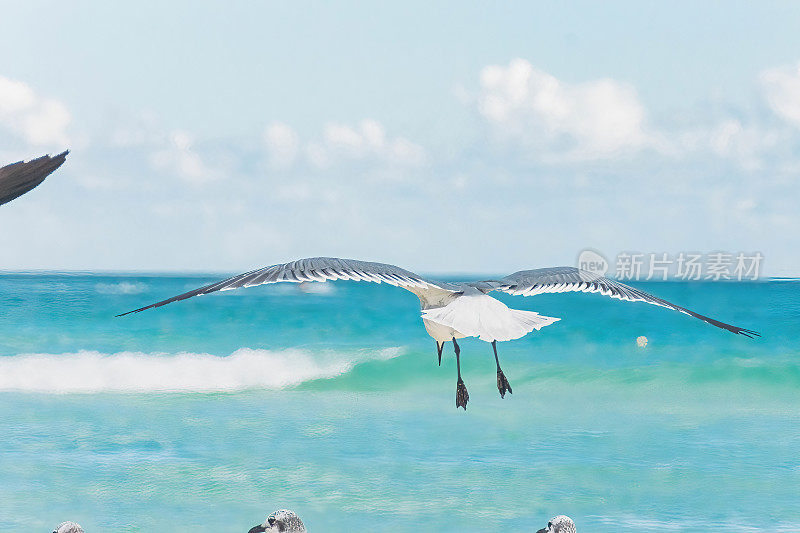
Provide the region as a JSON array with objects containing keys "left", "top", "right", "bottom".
[{"left": 0, "top": 150, "right": 69, "bottom": 207}]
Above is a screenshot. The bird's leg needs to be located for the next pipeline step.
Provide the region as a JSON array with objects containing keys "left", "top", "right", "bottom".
[
  {"left": 492, "top": 340, "right": 512, "bottom": 398},
  {"left": 436, "top": 341, "right": 444, "bottom": 366},
  {"left": 453, "top": 337, "right": 469, "bottom": 410}
]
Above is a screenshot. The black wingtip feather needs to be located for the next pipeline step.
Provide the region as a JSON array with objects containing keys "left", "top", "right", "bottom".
[
  {"left": 735, "top": 328, "right": 761, "bottom": 338},
  {"left": 632, "top": 290, "right": 760, "bottom": 339},
  {"left": 115, "top": 284, "right": 213, "bottom": 317},
  {"left": 114, "top": 302, "right": 164, "bottom": 317},
  {"left": 687, "top": 310, "right": 760, "bottom": 339}
]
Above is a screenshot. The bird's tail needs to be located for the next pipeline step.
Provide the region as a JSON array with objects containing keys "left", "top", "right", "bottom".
[
  {"left": 509, "top": 308, "right": 561, "bottom": 335},
  {"left": 421, "top": 295, "right": 560, "bottom": 342}
]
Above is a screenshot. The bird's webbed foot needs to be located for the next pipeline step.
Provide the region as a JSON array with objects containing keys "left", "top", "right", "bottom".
[
  {"left": 496, "top": 368, "right": 513, "bottom": 398},
  {"left": 456, "top": 378, "right": 469, "bottom": 410}
]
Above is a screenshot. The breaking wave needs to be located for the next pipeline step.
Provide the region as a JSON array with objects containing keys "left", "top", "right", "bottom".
[{"left": 0, "top": 347, "right": 403, "bottom": 393}]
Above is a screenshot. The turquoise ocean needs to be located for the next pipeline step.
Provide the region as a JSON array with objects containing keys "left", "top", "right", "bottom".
[{"left": 0, "top": 273, "right": 797, "bottom": 532}]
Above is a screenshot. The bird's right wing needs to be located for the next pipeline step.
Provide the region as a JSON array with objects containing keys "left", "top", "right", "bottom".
[
  {"left": 0, "top": 151, "right": 69, "bottom": 207},
  {"left": 117, "top": 257, "right": 452, "bottom": 316},
  {"left": 482, "top": 266, "right": 759, "bottom": 337}
]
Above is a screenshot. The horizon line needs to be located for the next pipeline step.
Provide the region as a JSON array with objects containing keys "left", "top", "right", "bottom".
[{"left": 0, "top": 269, "right": 791, "bottom": 282}]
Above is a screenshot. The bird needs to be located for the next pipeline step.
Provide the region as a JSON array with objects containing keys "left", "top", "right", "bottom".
[
  {"left": 537, "top": 515, "right": 576, "bottom": 533},
  {"left": 117, "top": 257, "right": 759, "bottom": 410},
  {"left": 248, "top": 509, "right": 306, "bottom": 532},
  {"left": 0, "top": 151, "right": 69, "bottom": 207},
  {"left": 53, "top": 522, "right": 84, "bottom": 533}
]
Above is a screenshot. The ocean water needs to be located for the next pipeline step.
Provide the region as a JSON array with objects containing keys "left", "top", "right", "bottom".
[{"left": 0, "top": 273, "right": 797, "bottom": 532}]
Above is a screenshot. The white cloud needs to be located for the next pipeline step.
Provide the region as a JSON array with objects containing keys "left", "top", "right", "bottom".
[
  {"left": 761, "top": 62, "right": 800, "bottom": 127},
  {"left": 109, "top": 109, "right": 164, "bottom": 148},
  {"left": 0, "top": 75, "right": 71, "bottom": 146},
  {"left": 476, "top": 59, "right": 648, "bottom": 159},
  {"left": 263, "top": 121, "right": 299, "bottom": 168},
  {"left": 705, "top": 119, "right": 782, "bottom": 171},
  {"left": 4, "top": 70, "right": 798, "bottom": 277},
  {"left": 657, "top": 118, "right": 783, "bottom": 172},
  {"left": 149, "top": 130, "right": 219, "bottom": 184},
  {"left": 306, "top": 119, "right": 425, "bottom": 168}
]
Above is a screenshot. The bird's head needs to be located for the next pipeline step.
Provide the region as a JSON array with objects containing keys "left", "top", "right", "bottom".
[
  {"left": 53, "top": 522, "right": 84, "bottom": 533},
  {"left": 248, "top": 509, "right": 306, "bottom": 533},
  {"left": 536, "top": 515, "right": 576, "bottom": 533}
]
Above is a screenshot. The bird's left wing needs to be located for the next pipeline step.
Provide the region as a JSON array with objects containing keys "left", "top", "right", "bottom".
[
  {"left": 117, "top": 257, "right": 449, "bottom": 316},
  {"left": 481, "top": 266, "right": 759, "bottom": 337},
  {"left": 0, "top": 151, "right": 69, "bottom": 207}
]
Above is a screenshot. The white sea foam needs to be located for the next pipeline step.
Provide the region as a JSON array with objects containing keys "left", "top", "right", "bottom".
[
  {"left": 94, "top": 281, "right": 149, "bottom": 295},
  {"left": 0, "top": 347, "right": 403, "bottom": 393}
]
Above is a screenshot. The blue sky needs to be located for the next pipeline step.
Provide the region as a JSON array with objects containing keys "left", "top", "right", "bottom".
[{"left": 1, "top": 1, "right": 799, "bottom": 275}]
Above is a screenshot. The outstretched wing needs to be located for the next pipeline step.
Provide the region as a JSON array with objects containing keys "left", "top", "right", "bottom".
[
  {"left": 117, "top": 257, "right": 448, "bottom": 316},
  {"left": 483, "top": 266, "right": 759, "bottom": 337},
  {"left": 0, "top": 151, "right": 69, "bottom": 207}
]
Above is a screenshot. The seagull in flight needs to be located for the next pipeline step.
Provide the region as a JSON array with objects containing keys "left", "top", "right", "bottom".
[
  {"left": 118, "top": 257, "right": 759, "bottom": 409},
  {"left": 0, "top": 151, "right": 69, "bottom": 207}
]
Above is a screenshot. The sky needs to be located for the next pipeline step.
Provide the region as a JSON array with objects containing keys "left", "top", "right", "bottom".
[{"left": 1, "top": 1, "right": 799, "bottom": 276}]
